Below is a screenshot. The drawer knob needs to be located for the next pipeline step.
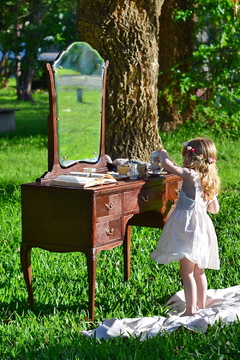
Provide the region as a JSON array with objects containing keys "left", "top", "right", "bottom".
[
  {"left": 104, "top": 202, "right": 113, "bottom": 210},
  {"left": 174, "top": 189, "right": 180, "bottom": 195},
  {"left": 141, "top": 195, "right": 149, "bottom": 202},
  {"left": 105, "top": 228, "right": 114, "bottom": 236}
]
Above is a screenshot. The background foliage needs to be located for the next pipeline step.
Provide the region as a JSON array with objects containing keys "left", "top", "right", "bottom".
[
  {"left": 160, "top": 0, "right": 240, "bottom": 134},
  {"left": 0, "top": 0, "right": 77, "bottom": 89}
]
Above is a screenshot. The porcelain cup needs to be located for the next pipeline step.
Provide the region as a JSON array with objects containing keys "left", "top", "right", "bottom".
[
  {"left": 150, "top": 150, "right": 160, "bottom": 165},
  {"left": 151, "top": 165, "right": 162, "bottom": 174},
  {"left": 127, "top": 164, "right": 139, "bottom": 180}
]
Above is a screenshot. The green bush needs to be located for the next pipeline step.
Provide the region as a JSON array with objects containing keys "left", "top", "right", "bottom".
[{"left": 162, "top": 0, "right": 240, "bottom": 138}]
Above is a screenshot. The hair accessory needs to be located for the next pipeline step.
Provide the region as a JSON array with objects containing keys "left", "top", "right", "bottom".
[
  {"left": 183, "top": 141, "right": 216, "bottom": 164},
  {"left": 186, "top": 146, "right": 195, "bottom": 152},
  {"left": 208, "top": 158, "right": 216, "bottom": 163}
]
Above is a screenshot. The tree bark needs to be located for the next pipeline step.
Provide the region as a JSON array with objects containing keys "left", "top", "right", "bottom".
[
  {"left": 0, "top": 52, "right": 12, "bottom": 89},
  {"left": 77, "top": 0, "right": 163, "bottom": 162},
  {"left": 17, "top": 61, "right": 35, "bottom": 101},
  {"left": 158, "top": 0, "right": 194, "bottom": 131},
  {"left": 16, "top": 0, "right": 46, "bottom": 101}
]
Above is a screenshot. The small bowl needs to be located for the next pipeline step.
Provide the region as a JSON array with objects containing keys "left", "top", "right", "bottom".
[
  {"left": 83, "top": 168, "right": 96, "bottom": 174},
  {"left": 117, "top": 164, "right": 129, "bottom": 175}
]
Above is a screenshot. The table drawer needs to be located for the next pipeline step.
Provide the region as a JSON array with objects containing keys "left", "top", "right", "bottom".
[
  {"left": 96, "top": 218, "right": 122, "bottom": 244},
  {"left": 96, "top": 194, "right": 122, "bottom": 218},
  {"left": 161, "top": 181, "right": 182, "bottom": 203},
  {"left": 124, "top": 186, "right": 163, "bottom": 211}
]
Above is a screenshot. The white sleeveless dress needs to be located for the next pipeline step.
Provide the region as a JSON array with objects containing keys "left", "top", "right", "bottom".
[{"left": 151, "top": 170, "right": 220, "bottom": 269}]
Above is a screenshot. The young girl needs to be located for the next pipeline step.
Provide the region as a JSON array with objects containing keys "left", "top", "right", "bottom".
[{"left": 151, "top": 137, "right": 220, "bottom": 316}]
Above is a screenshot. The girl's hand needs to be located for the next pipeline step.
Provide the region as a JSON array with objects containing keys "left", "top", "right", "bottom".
[{"left": 159, "top": 149, "right": 190, "bottom": 179}]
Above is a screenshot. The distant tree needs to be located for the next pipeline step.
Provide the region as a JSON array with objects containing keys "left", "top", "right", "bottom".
[
  {"left": 0, "top": 2, "right": 21, "bottom": 88},
  {"left": 16, "top": 0, "right": 48, "bottom": 100},
  {"left": 0, "top": 0, "right": 77, "bottom": 99},
  {"left": 77, "top": 0, "right": 163, "bottom": 161}
]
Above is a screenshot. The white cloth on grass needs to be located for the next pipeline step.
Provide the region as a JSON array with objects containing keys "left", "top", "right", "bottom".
[{"left": 81, "top": 286, "right": 240, "bottom": 340}]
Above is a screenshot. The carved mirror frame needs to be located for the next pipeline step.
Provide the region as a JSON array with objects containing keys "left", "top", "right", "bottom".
[{"left": 39, "top": 43, "right": 109, "bottom": 181}]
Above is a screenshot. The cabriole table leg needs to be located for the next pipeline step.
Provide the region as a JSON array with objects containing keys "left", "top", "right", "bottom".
[
  {"left": 20, "top": 243, "right": 34, "bottom": 308},
  {"left": 124, "top": 225, "right": 132, "bottom": 281},
  {"left": 85, "top": 248, "right": 97, "bottom": 321}
]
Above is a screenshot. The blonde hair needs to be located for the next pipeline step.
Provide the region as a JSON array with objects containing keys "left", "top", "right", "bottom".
[{"left": 182, "top": 137, "right": 220, "bottom": 200}]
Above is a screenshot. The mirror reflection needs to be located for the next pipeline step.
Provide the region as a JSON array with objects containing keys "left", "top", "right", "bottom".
[{"left": 53, "top": 42, "right": 105, "bottom": 167}]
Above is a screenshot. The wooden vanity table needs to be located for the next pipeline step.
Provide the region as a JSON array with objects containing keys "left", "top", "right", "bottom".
[
  {"left": 20, "top": 43, "right": 181, "bottom": 320},
  {"left": 21, "top": 174, "right": 181, "bottom": 320}
]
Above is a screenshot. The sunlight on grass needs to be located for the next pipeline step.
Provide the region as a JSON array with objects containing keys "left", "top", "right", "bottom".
[{"left": 0, "top": 79, "right": 240, "bottom": 358}]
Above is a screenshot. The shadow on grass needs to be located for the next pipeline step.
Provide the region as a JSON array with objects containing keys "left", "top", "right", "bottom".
[
  {"left": 0, "top": 91, "right": 49, "bottom": 140},
  {"left": 0, "top": 115, "right": 48, "bottom": 139},
  {"left": 31, "top": 303, "right": 89, "bottom": 320},
  {"left": 1, "top": 297, "right": 90, "bottom": 319},
  {"left": 0, "top": 184, "right": 24, "bottom": 201}
]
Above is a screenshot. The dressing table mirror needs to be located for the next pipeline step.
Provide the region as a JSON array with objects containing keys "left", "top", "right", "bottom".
[
  {"left": 20, "top": 42, "right": 182, "bottom": 320},
  {"left": 41, "top": 41, "right": 108, "bottom": 180}
]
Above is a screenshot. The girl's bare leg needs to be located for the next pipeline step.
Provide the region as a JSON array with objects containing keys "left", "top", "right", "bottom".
[
  {"left": 179, "top": 257, "right": 197, "bottom": 316},
  {"left": 194, "top": 265, "right": 207, "bottom": 309}
]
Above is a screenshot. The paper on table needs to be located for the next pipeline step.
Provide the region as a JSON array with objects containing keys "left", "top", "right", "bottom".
[{"left": 50, "top": 174, "right": 117, "bottom": 188}]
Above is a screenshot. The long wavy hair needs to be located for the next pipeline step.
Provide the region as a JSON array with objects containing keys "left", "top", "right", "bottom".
[{"left": 182, "top": 137, "right": 220, "bottom": 200}]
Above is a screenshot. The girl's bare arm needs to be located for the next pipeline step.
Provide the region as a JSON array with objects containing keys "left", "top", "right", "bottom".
[
  {"left": 207, "top": 197, "right": 220, "bottom": 214},
  {"left": 159, "top": 150, "right": 190, "bottom": 179}
]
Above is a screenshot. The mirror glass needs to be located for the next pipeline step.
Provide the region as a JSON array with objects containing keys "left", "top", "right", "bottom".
[{"left": 53, "top": 42, "right": 105, "bottom": 167}]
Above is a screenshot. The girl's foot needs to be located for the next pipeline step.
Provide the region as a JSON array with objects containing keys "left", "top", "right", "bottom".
[{"left": 180, "top": 310, "right": 197, "bottom": 317}]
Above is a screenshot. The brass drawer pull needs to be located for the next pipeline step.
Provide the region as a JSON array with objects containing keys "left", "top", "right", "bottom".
[
  {"left": 104, "top": 203, "right": 113, "bottom": 210},
  {"left": 105, "top": 228, "right": 114, "bottom": 236},
  {"left": 141, "top": 195, "right": 149, "bottom": 202}
]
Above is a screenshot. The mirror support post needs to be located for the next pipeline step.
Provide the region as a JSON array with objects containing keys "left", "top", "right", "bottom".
[
  {"left": 45, "top": 63, "right": 59, "bottom": 173},
  {"left": 100, "top": 60, "right": 109, "bottom": 158}
]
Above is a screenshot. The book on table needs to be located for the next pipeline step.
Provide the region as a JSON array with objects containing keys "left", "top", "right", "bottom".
[{"left": 50, "top": 173, "right": 117, "bottom": 188}]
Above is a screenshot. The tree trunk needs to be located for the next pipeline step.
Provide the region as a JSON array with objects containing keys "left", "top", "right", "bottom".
[
  {"left": 77, "top": 0, "right": 163, "bottom": 162},
  {"left": 16, "top": 59, "right": 35, "bottom": 101},
  {"left": 16, "top": 0, "right": 45, "bottom": 101},
  {"left": 0, "top": 52, "right": 12, "bottom": 89},
  {"left": 158, "top": 0, "right": 194, "bottom": 131}
]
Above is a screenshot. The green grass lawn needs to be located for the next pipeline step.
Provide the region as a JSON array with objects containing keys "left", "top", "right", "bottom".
[{"left": 0, "top": 80, "right": 240, "bottom": 359}]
